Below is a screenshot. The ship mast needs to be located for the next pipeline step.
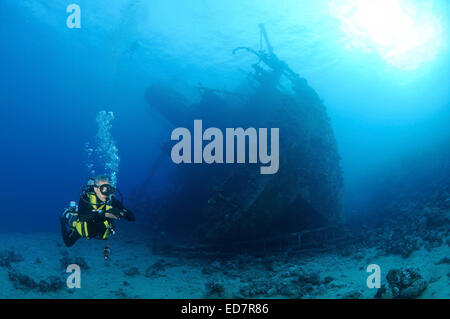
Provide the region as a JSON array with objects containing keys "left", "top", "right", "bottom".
[{"left": 258, "top": 24, "right": 274, "bottom": 55}]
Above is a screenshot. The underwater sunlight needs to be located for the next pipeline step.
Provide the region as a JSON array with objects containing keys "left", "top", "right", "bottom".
[{"left": 329, "top": 0, "right": 444, "bottom": 69}]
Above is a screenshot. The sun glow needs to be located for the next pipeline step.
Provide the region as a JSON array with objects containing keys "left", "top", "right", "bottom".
[{"left": 329, "top": 0, "right": 443, "bottom": 69}]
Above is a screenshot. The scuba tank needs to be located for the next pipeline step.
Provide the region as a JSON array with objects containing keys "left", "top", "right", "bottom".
[
  {"left": 62, "top": 201, "right": 79, "bottom": 225},
  {"left": 69, "top": 201, "right": 78, "bottom": 210}
]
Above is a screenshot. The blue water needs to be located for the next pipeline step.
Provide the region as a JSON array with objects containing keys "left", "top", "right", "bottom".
[{"left": 0, "top": 0, "right": 449, "bottom": 299}]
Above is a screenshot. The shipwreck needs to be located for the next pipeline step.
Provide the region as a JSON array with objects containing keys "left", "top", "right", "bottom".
[{"left": 133, "top": 25, "right": 344, "bottom": 247}]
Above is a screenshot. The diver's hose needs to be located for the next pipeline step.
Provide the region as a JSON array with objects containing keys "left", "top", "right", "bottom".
[{"left": 78, "top": 182, "right": 124, "bottom": 206}]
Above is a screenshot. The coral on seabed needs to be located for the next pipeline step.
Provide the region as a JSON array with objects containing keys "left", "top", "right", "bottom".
[
  {"left": 8, "top": 270, "right": 64, "bottom": 293},
  {"left": 237, "top": 266, "right": 329, "bottom": 298},
  {"left": 59, "top": 251, "right": 89, "bottom": 270},
  {"left": 144, "top": 259, "right": 170, "bottom": 278},
  {"left": 123, "top": 267, "right": 140, "bottom": 277},
  {"left": 205, "top": 280, "right": 226, "bottom": 298},
  {"left": 0, "top": 249, "right": 24, "bottom": 268},
  {"left": 375, "top": 268, "right": 428, "bottom": 299},
  {"left": 360, "top": 205, "right": 450, "bottom": 259}
]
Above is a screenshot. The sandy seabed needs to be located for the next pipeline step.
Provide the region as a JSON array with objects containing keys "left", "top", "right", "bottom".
[{"left": 0, "top": 230, "right": 448, "bottom": 299}]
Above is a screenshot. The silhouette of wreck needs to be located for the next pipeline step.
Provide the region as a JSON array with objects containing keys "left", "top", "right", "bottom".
[{"left": 135, "top": 25, "right": 344, "bottom": 246}]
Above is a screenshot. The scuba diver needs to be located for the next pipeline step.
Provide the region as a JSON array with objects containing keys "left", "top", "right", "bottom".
[{"left": 60, "top": 175, "right": 135, "bottom": 249}]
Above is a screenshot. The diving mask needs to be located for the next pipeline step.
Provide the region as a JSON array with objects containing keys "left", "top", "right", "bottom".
[{"left": 96, "top": 184, "right": 116, "bottom": 196}]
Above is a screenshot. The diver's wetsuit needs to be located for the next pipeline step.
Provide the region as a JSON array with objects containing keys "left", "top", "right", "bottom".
[{"left": 61, "top": 192, "right": 135, "bottom": 247}]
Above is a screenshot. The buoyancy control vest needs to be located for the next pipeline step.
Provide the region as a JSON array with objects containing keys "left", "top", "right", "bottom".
[{"left": 71, "top": 193, "right": 114, "bottom": 240}]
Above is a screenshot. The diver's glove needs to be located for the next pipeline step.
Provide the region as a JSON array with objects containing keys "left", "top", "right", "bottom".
[{"left": 105, "top": 207, "right": 124, "bottom": 219}]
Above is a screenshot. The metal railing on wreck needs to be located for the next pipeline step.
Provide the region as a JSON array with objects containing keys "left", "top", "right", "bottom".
[{"left": 150, "top": 224, "right": 378, "bottom": 258}]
